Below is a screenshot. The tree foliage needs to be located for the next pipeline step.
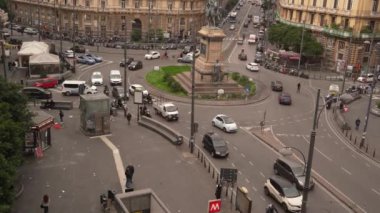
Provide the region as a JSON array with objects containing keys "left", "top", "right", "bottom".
[
  {"left": 0, "top": 77, "right": 32, "bottom": 212},
  {"left": 0, "top": 0, "right": 7, "bottom": 11},
  {"left": 225, "top": 0, "right": 239, "bottom": 12},
  {"left": 268, "top": 23, "right": 324, "bottom": 57}
]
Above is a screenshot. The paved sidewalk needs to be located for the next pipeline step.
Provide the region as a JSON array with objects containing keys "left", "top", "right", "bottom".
[{"left": 12, "top": 107, "right": 237, "bottom": 213}]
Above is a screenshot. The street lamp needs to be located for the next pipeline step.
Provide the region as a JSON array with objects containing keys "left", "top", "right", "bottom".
[
  {"left": 1, "top": 41, "right": 10, "bottom": 82},
  {"left": 279, "top": 146, "right": 307, "bottom": 175},
  {"left": 123, "top": 20, "right": 135, "bottom": 101},
  {"left": 189, "top": 19, "right": 196, "bottom": 153}
]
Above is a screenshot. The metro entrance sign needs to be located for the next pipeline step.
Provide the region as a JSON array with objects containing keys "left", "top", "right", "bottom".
[{"left": 208, "top": 199, "right": 221, "bottom": 213}]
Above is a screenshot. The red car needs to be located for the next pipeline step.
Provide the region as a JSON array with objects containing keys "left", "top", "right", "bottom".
[{"left": 33, "top": 78, "right": 59, "bottom": 89}]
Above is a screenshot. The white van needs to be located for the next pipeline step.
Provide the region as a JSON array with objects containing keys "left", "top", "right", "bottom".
[
  {"left": 248, "top": 34, "right": 257, "bottom": 44},
  {"left": 253, "top": 16, "right": 260, "bottom": 28},
  {"left": 61, "top": 80, "right": 97, "bottom": 96},
  {"left": 110, "top": 70, "right": 122, "bottom": 86}
]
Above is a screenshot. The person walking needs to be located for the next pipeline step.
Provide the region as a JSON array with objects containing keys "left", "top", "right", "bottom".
[
  {"left": 40, "top": 194, "right": 50, "bottom": 213},
  {"left": 215, "top": 184, "right": 222, "bottom": 199},
  {"left": 265, "top": 203, "right": 278, "bottom": 213},
  {"left": 126, "top": 113, "right": 132, "bottom": 125},
  {"left": 59, "top": 110, "right": 64, "bottom": 123},
  {"left": 125, "top": 164, "right": 135, "bottom": 183},
  {"left": 297, "top": 82, "right": 301, "bottom": 93},
  {"left": 355, "top": 118, "right": 361, "bottom": 130}
]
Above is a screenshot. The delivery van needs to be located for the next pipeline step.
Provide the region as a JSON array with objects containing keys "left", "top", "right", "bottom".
[
  {"left": 248, "top": 34, "right": 257, "bottom": 44},
  {"left": 61, "top": 80, "right": 97, "bottom": 96}
]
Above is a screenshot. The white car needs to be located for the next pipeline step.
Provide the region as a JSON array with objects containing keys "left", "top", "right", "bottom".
[
  {"left": 186, "top": 49, "right": 201, "bottom": 58},
  {"left": 91, "top": 71, "right": 103, "bottom": 86},
  {"left": 129, "top": 84, "right": 149, "bottom": 96},
  {"left": 246, "top": 62, "right": 259, "bottom": 72},
  {"left": 24, "top": 27, "right": 38, "bottom": 35},
  {"left": 144, "top": 51, "right": 160, "bottom": 60},
  {"left": 264, "top": 176, "right": 302, "bottom": 212},
  {"left": 64, "top": 50, "right": 75, "bottom": 58},
  {"left": 229, "top": 24, "right": 235, "bottom": 30},
  {"left": 212, "top": 114, "right": 238, "bottom": 133},
  {"left": 357, "top": 73, "right": 374, "bottom": 83}
]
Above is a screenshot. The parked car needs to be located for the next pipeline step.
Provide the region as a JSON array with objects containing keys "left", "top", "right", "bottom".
[
  {"left": 357, "top": 73, "right": 374, "bottom": 83},
  {"left": 177, "top": 55, "right": 193, "bottom": 64},
  {"left": 112, "top": 86, "right": 129, "bottom": 100},
  {"left": 77, "top": 55, "right": 96, "bottom": 65},
  {"left": 264, "top": 176, "right": 302, "bottom": 212},
  {"left": 85, "top": 53, "right": 103, "bottom": 62},
  {"left": 279, "top": 92, "right": 292, "bottom": 105},
  {"left": 243, "top": 21, "right": 249, "bottom": 28},
  {"left": 271, "top": 81, "right": 283, "bottom": 91},
  {"left": 246, "top": 62, "right": 259, "bottom": 72},
  {"left": 239, "top": 51, "right": 247, "bottom": 61},
  {"left": 21, "top": 87, "right": 52, "bottom": 100},
  {"left": 212, "top": 114, "right": 238, "bottom": 133},
  {"left": 32, "top": 78, "right": 59, "bottom": 89},
  {"left": 119, "top": 57, "right": 134, "bottom": 67},
  {"left": 110, "top": 70, "right": 122, "bottom": 86},
  {"left": 64, "top": 50, "right": 75, "bottom": 58},
  {"left": 128, "top": 60, "right": 143, "bottom": 70},
  {"left": 237, "top": 37, "right": 244, "bottom": 45},
  {"left": 129, "top": 84, "right": 149, "bottom": 96},
  {"left": 91, "top": 71, "right": 103, "bottom": 86},
  {"left": 144, "top": 51, "right": 160, "bottom": 60},
  {"left": 229, "top": 24, "right": 236, "bottom": 30},
  {"left": 274, "top": 157, "right": 314, "bottom": 190},
  {"left": 71, "top": 45, "right": 86, "bottom": 53},
  {"left": 202, "top": 132, "right": 229, "bottom": 158},
  {"left": 24, "top": 27, "right": 38, "bottom": 35}
]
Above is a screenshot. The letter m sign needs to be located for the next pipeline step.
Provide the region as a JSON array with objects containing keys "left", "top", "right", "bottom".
[{"left": 208, "top": 199, "right": 221, "bottom": 213}]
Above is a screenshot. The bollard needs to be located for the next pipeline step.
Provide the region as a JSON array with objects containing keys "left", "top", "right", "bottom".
[
  {"left": 197, "top": 150, "right": 200, "bottom": 158},
  {"left": 204, "top": 158, "right": 206, "bottom": 167},
  {"left": 366, "top": 144, "right": 369, "bottom": 153},
  {"left": 216, "top": 176, "right": 219, "bottom": 184},
  {"left": 354, "top": 137, "right": 357, "bottom": 145},
  {"left": 345, "top": 130, "right": 348, "bottom": 137},
  {"left": 201, "top": 154, "right": 204, "bottom": 163},
  {"left": 212, "top": 169, "right": 215, "bottom": 179},
  {"left": 350, "top": 133, "right": 352, "bottom": 141},
  {"left": 208, "top": 162, "right": 211, "bottom": 173},
  {"left": 373, "top": 149, "right": 376, "bottom": 158}
]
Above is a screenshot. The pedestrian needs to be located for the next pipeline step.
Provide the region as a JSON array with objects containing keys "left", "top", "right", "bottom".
[
  {"left": 125, "top": 164, "right": 135, "bottom": 183},
  {"left": 40, "top": 194, "right": 50, "bottom": 213},
  {"left": 297, "top": 82, "right": 301, "bottom": 93},
  {"left": 265, "top": 203, "right": 278, "bottom": 213},
  {"left": 126, "top": 113, "right": 132, "bottom": 125},
  {"left": 355, "top": 118, "right": 361, "bottom": 130},
  {"left": 59, "top": 110, "right": 64, "bottom": 123},
  {"left": 215, "top": 184, "right": 222, "bottom": 199}
]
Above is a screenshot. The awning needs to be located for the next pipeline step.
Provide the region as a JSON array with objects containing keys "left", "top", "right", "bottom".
[
  {"left": 17, "top": 41, "right": 49, "bottom": 56},
  {"left": 29, "top": 53, "right": 60, "bottom": 65}
]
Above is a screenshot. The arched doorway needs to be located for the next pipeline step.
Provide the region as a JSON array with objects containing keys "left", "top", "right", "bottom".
[{"left": 131, "top": 19, "right": 142, "bottom": 41}]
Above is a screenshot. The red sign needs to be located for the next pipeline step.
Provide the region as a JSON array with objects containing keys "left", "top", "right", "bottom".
[{"left": 208, "top": 199, "right": 221, "bottom": 213}]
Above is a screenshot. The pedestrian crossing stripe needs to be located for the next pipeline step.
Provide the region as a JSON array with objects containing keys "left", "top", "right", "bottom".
[{"left": 223, "top": 37, "right": 239, "bottom": 41}]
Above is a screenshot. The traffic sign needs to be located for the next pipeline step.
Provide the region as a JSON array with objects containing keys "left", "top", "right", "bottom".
[{"left": 208, "top": 199, "right": 221, "bottom": 213}]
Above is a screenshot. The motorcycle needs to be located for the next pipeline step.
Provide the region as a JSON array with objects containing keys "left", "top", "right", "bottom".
[
  {"left": 139, "top": 106, "right": 152, "bottom": 118},
  {"left": 100, "top": 190, "right": 116, "bottom": 211},
  {"left": 143, "top": 94, "right": 153, "bottom": 105},
  {"left": 103, "top": 86, "right": 110, "bottom": 96}
]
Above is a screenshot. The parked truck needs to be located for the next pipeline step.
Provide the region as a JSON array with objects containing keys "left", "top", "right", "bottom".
[{"left": 153, "top": 101, "right": 179, "bottom": 121}]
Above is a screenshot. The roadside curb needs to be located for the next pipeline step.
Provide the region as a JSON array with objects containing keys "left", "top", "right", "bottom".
[{"left": 250, "top": 128, "right": 365, "bottom": 213}]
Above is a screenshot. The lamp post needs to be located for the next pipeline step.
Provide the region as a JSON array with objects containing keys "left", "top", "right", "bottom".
[
  {"left": 189, "top": 18, "right": 196, "bottom": 153},
  {"left": 123, "top": 20, "right": 128, "bottom": 101},
  {"left": 360, "top": 40, "right": 380, "bottom": 148},
  {"left": 341, "top": 35, "right": 353, "bottom": 94},
  {"left": 279, "top": 146, "right": 307, "bottom": 175},
  {"left": 297, "top": 20, "right": 305, "bottom": 72},
  {"left": 38, "top": 0, "right": 41, "bottom": 41},
  {"left": 71, "top": 0, "right": 76, "bottom": 73},
  {"left": 1, "top": 41, "right": 10, "bottom": 82}
]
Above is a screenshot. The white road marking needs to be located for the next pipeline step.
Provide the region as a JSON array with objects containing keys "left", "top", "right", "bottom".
[
  {"left": 233, "top": 146, "right": 238, "bottom": 151},
  {"left": 366, "top": 163, "right": 371, "bottom": 168},
  {"left": 99, "top": 136, "right": 125, "bottom": 192},
  {"left": 231, "top": 163, "right": 236, "bottom": 168},
  {"left": 245, "top": 178, "right": 250, "bottom": 183},
  {"left": 341, "top": 167, "right": 352, "bottom": 175},
  {"left": 351, "top": 154, "right": 357, "bottom": 159},
  {"left": 260, "top": 196, "right": 266, "bottom": 201},
  {"left": 225, "top": 141, "right": 230, "bottom": 144},
  {"left": 241, "top": 153, "right": 246, "bottom": 158},
  {"left": 252, "top": 186, "right": 257, "bottom": 192},
  {"left": 302, "top": 136, "right": 332, "bottom": 161},
  {"left": 371, "top": 188, "right": 380, "bottom": 196},
  {"left": 259, "top": 172, "right": 265, "bottom": 178},
  {"left": 249, "top": 161, "right": 254, "bottom": 166},
  {"left": 238, "top": 170, "right": 242, "bottom": 175}
]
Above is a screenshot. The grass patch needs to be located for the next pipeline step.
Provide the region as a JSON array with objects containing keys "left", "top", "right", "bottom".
[
  {"left": 146, "top": 65, "right": 190, "bottom": 96},
  {"left": 229, "top": 72, "right": 256, "bottom": 96}
]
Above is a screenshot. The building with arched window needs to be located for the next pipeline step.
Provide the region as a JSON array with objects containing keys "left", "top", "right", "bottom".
[
  {"left": 11, "top": 0, "right": 206, "bottom": 41},
  {"left": 277, "top": 0, "right": 380, "bottom": 73}
]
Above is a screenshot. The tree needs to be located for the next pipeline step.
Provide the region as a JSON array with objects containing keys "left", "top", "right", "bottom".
[
  {"left": 131, "top": 29, "right": 141, "bottom": 42},
  {"left": 0, "top": 0, "right": 7, "bottom": 11},
  {"left": 0, "top": 77, "right": 32, "bottom": 212}
]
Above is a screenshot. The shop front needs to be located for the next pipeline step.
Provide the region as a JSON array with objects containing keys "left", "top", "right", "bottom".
[{"left": 25, "top": 110, "right": 55, "bottom": 156}]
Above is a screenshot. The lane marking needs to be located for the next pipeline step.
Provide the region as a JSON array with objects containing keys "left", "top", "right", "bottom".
[
  {"left": 372, "top": 188, "right": 380, "bottom": 196},
  {"left": 233, "top": 146, "right": 238, "bottom": 151},
  {"left": 252, "top": 186, "right": 258, "bottom": 192},
  {"left": 249, "top": 161, "right": 254, "bottom": 166},
  {"left": 231, "top": 163, "right": 236, "bottom": 168},
  {"left": 241, "top": 153, "right": 246, "bottom": 158},
  {"left": 99, "top": 136, "right": 125, "bottom": 192},
  {"left": 259, "top": 172, "right": 265, "bottom": 178},
  {"left": 341, "top": 167, "right": 352, "bottom": 176},
  {"left": 238, "top": 170, "right": 242, "bottom": 175},
  {"left": 260, "top": 196, "right": 266, "bottom": 201},
  {"left": 245, "top": 178, "right": 250, "bottom": 183},
  {"left": 302, "top": 136, "right": 333, "bottom": 162}
]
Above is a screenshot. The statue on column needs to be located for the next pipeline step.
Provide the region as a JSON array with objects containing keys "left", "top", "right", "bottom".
[
  {"left": 205, "top": 0, "right": 222, "bottom": 27},
  {"left": 212, "top": 60, "right": 223, "bottom": 82}
]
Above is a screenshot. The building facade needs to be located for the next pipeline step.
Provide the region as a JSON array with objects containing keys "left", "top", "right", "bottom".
[
  {"left": 277, "top": 0, "right": 380, "bottom": 73},
  {"left": 11, "top": 0, "right": 206, "bottom": 41}
]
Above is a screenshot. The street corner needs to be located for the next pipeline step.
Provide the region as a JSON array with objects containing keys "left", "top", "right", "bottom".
[{"left": 249, "top": 126, "right": 284, "bottom": 152}]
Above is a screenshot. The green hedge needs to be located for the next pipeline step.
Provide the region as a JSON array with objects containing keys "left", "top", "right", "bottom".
[{"left": 146, "top": 66, "right": 190, "bottom": 96}]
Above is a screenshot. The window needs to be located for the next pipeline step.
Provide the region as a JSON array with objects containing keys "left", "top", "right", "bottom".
[
  {"left": 168, "top": 17, "right": 172, "bottom": 24},
  {"left": 101, "top": 1, "right": 105, "bottom": 9},
  {"left": 338, "top": 53, "right": 343, "bottom": 60},
  {"left": 168, "top": 0, "right": 173, "bottom": 10},
  {"left": 101, "top": 15, "right": 106, "bottom": 21},
  {"left": 121, "top": 23, "right": 125, "bottom": 30},
  {"left": 310, "top": 13, "right": 314, "bottom": 25},
  {"left": 298, "top": 11, "right": 302, "bottom": 23},
  {"left": 85, "top": 0, "right": 90, "bottom": 7},
  {"left": 331, "top": 16, "right": 336, "bottom": 25},
  {"left": 344, "top": 18, "right": 349, "bottom": 29},
  {"left": 338, "top": 41, "right": 345, "bottom": 49},
  {"left": 347, "top": 0, "right": 352, "bottom": 10},
  {"left": 121, "top": 0, "right": 126, "bottom": 8},
  {"left": 121, "top": 16, "right": 125, "bottom": 21},
  {"left": 183, "top": 1, "right": 186, "bottom": 10},
  {"left": 320, "top": 14, "right": 324, "bottom": 26},
  {"left": 313, "top": 0, "right": 317, "bottom": 6},
  {"left": 73, "top": 0, "right": 77, "bottom": 6},
  {"left": 333, "top": 0, "right": 338, "bottom": 9},
  {"left": 85, "top": 14, "right": 91, "bottom": 21},
  {"left": 364, "top": 44, "right": 370, "bottom": 52},
  {"left": 373, "top": 0, "right": 379, "bottom": 12},
  {"left": 64, "top": 0, "right": 67, "bottom": 5},
  {"left": 135, "top": 0, "right": 140, "bottom": 8},
  {"left": 190, "top": 1, "right": 194, "bottom": 10},
  {"left": 290, "top": 10, "right": 293, "bottom": 21},
  {"left": 323, "top": 0, "right": 327, "bottom": 7},
  {"left": 369, "top": 21, "right": 375, "bottom": 32},
  {"left": 180, "top": 18, "right": 185, "bottom": 25},
  {"left": 301, "top": 0, "right": 304, "bottom": 5}
]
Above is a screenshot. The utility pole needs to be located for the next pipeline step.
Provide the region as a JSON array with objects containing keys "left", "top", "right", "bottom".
[
  {"left": 341, "top": 35, "right": 353, "bottom": 94},
  {"left": 71, "top": 0, "right": 76, "bottom": 73},
  {"left": 9, "top": 0, "right": 13, "bottom": 36},
  {"left": 59, "top": 1, "right": 63, "bottom": 54},
  {"left": 123, "top": 19, "right": 128, "bottom": 101},
  {"left": 97, "top": 0, "right": 100, "bottom": 52},
  {"left": 297, "top": 20, "right": 305, "bottom": 72},
  {"left": 148, "top": 0, "right": 151, "bottom": 44},
  {"left": 1, "top": 41, "right": 8, "bottom": 82},
  {"left": 189, "top": 18, "right": 196, "bottom": 153},
  {"left": 301, "top": 89, "right": 320, "bottom": 213},
  {"left": 38, "top": 0, "right": 41, "bottom": 41}
]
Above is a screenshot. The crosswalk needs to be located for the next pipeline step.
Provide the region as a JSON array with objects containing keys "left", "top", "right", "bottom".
[
  {"left": 223, "top": 37, "right": 240, "bottom": 41},
  {"left": 76, "top": 60, "right": 113, "bottom": 72}
]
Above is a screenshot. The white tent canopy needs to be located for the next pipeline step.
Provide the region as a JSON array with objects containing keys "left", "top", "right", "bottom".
[
  {"left": 17, "top": 41, "right": 49, "bottom": 56},
  {"left": 29, "top": 53, "right": 59, "bottom": 65}
]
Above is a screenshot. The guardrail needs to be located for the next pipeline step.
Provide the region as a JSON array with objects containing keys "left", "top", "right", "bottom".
[
  {"left": 40, "top": 100, "right": 73, "bottom": 110},
  {"left": 138, "top": 116, "right": 183, "bottom": 145}
]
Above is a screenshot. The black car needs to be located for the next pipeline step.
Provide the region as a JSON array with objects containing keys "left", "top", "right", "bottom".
[
  {"left": 239, "top": 52, "right": 247, "bottom": 61},
  {"left": 271, "top": 81, "right": 283, "bottom": 91},
  {"left": 278, "top": 92, "right": 292, "bottom": 105},
  {"left": 128, "top": 60, "right": 143, "bottom": 70},
  {"left": 112, "top": 86, "right": 129, "bottom": 100},
  {"left": 274, "top": 157, "right": 314, "bottom": 190},
  {"left": 120, "top": 57, "right": 134, "bottom": 67},
  {"left": 71, "top": 45, "right": 86, "bottom": 53},
  {"left": 21, "top": 87, "right": 52, "bottom": 100},
  {"left": 256, "top": 43, "right": 264, "bottom": 52},
  {"left": 202, "top": 132, "right": 229, "bottom": 158}
]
